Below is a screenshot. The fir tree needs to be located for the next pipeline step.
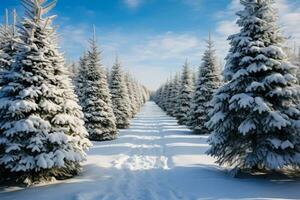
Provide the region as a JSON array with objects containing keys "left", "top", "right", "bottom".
[
  {"left": 165, "top": 79, "right": 174, "bottom": 115},
  {"left": 74, "top": 52, "right": 88, "bottom": 105},
  {"left": 161, "top": 81, "right": 170, "bottom": 112},
  {"left": 0, "top": 9, "right": 19, "bottom": 74},
  {"left": 192, "top": 69, "right": 197, "bottom": 89},
  {"left": 0, "top": 0, "right": 91, "bottom": 184},
  {"left": 189, "top": 34, "right": 221, "bottom": 134},
  {"left": 80, "top": 28, "right": 118, "bottom": 141},
  {"left": 207, "top": 0, "right": 300, "bottom": 173},
  {"left": 106, "top": 67, "right": 111, "bottom": 87},
  {"left": 132, "top": 80, "right": 141, "bottom": 112},
  {"left": 68, "top": 62, "right": 77, "bottom": 79},
  {"left": 133, "top": 80, "right": 143, "bottom": 111},
  {"left": 169, "top": 74, "right": 180, "bottom": 117},
  {"left": 110, "top": 58, "right": 131, "bottom": 129},
  {"left": 125, "top": 73, "right": 138, "bottom": 117},
  {"left": 176, "top": 60, "right": 193, "bottom": 125}
]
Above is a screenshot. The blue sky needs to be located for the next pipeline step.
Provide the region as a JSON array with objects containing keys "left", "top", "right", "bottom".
[{"left": 1, "top": 0, "right": 300, "bottom": 90}]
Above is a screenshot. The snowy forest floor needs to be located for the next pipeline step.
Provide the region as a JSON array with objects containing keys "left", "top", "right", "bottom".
[{"left": 1, "top": 102, "right": 300, "bottom": 200}]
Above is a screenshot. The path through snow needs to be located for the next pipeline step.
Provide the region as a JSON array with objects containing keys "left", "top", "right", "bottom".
[{"left": 1, "top": 102, "right": 300, "bottom": 200}]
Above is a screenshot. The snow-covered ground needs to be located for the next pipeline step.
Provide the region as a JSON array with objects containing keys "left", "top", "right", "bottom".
[{"left": 1, "top": 101, "right": 300, "bottom": 200}]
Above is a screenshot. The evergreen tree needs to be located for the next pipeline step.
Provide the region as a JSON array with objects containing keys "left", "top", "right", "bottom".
[
  {"left": 165, "top": 79, "right": 174, "bottom": 115},
  {"left": 0, "top": 0, "right": 91, "bottom": 184},
  {"left": 189, "top": 34, "right": 221, "bottom": 134},
  {"left": 140, "top": 85, "right": 148, "bottom": 104},
  {"left": 110, "top": 58, "right": 131, "bottom": 129},
  {"left": 68, "top": 62, "right": 77, "bottom": 79},
  {"left": 161, "top": 81, "right": 170, "bottom": 111},
  {"left": 125, "top": 73, "right": 138, "bottom": 117},
  {"left": 0, "top": 9, "right": 19, "bottom": 73},
  {"left": 133, "top": 80, "right": 143, "bottom": 111},
  {"left": 106, "top": 67, "right": 111, "bottom": 87},
  {"left": 176, "top": 60, "right": 193, "bottom": 125},
  {"left": 154, "top": 86, "right": 164, "bottom": 108},
  {"left": 169, "top": 74, "right": 180, "bottom": 117},
  {"left": 207, "top": 0, "right": 300, "bottom": 173},
  {"left": 132, "top": 80, "right": 142, "bottom": 112},
  {"left": 137, "top": 82, "right": 147, "bottom": 108},
  {"left": 80, "top": 28, "right": 118, "bottom": 141},
  {"left": 74, "top": 52, "right": 88, "bottom": 104},
  {"left": 192, "top": 69, "right": 197, "bottom": 89}
]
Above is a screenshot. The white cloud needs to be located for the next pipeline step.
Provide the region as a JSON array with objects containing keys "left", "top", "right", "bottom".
[
  {"left": 105, "top": 32, "right": 205, "bottom": 90},
  {"left": 59, "top": 0, "right": 300, "bottom": 90},
  {"left": 128, "top": 32, "right": 202, "bottom": 61},
  {"left": 216, "top": 20, "right": 239, "bottom": 36},
  {"left": 59, "top": 25, "right": 205, "bottom": 90},
  {"left": 275, "top": 0, "right": 300, "bottom": 45},
  {"left": 124, "top": 0, "right": 142, "bottom": 9}
]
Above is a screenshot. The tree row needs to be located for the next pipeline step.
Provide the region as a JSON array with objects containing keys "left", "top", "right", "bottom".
[
  {"left": 154, "top": 0, "right": 300, "bottom": 175},
  {"left": 0, "top": 0, "right": 149, "bottom": 184}
]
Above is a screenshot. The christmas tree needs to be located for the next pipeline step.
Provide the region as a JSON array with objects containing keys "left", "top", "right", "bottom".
[
  {"left": 207, "top": 0, "right": 300, "bottom": 174},
  {"left": 0, "top": 0, "right": 91, "bottom": 184}
]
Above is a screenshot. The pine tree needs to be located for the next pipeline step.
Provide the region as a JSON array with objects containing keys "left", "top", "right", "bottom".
[
  {"left": 189, "top": 34, "right": 221, "bottom": 134},
  {"left": 176, "top": 60, "right": 193, "bottom": 125},
  {"left": 165, "top": 79, "right": 174, "bottom": 115},
  {"left": 68, "top": 62, "right": 77, "bottom": 79},
  {"left": 106, "top": 67, "right": 111, "bottom": 87},
  {"left": 132, "top": 80, "right": 141, "bottom": 112},
  {"left": 192, "top": 69, "right": 197, "bottom": 89},
  {"left": 0, "top": 9, "right": 19, "bottom": 74},
  {"left": 80, "top": 28, "right": 118, "bottom": 141},
  {"left": 74, "top": 52, "right": 88, "bottom": 104},
  {"left": 136, "top": 82, "right": 147, "bottom": 108},
  {"left": 110, "top": 58, "right": 131, "bottom": 129},
  {"left": 125, "top": 73, "right": 138, "bottom": 117},
  {"left": 0, "top": 0, "right": 91, "bottom": 184},
  {"left": 207, "top": 0, "right": 300, "bottom": 173},
  {"left": 169, "top": 74, "right": 180, "bottom": 117},
  {"left": 161, "top": 81, "right": 170, "bottom": 111}
]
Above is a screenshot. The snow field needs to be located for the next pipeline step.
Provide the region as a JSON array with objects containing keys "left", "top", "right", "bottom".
[{"left": 1, "top": 102, "right": 300, "bottom": 200}]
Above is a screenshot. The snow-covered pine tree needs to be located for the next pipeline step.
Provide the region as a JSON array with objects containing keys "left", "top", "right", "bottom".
[
  {"left": 0, "top": 9, "right": 19, "bottom": 74},
  {"left": 169, "top": 73, "right": 180, "bottom": 117},
  {"left": 143, "top": 85, "right": 150, "bottom": 102},
  {"left": 110, "top": 57, "right": 131, "bottom": 129},
  {"left": 192, "top": 69, "right": 197, "bottom": 90},
  {"left": 0, "top": 0, "right": 91, "bottom": 184},
  {"left": 161, "top": 81, "right": 170, "bottom": 111},
  {"left": 124, "top": 73, "right": 135, "bottom": 118},
  {"left": 140, "top": 85, "right": 147, "bottom": 105},
  {"left": 189, "top": 33, "right": 221, "bottom": 134},
  {"left": 125, "top": 73, "right": 138, "bottom": 117},
  {"left": 136, "top": 82, "right": 145, "bottom": 108},
  {"left": 176, "top": 60, "right": 193, "bottom": 125},
  {"left": 154, "top": 86, "right": 164, "bottom": 107},
  {"left": 80, "top": 28, "right": 118, "bottom": 141},
  {"left": 165, "top": 79, "right": 174, "bottom": 115},
  {"left": 131, "top": 80, "right": 140, "bottom": 111},
  {"left": 68, "top": 62, "right": 77, "bottom": 79},
  {"left": 74, "top": 52, "right": 88, "bottom": 105},
  {"left": 106, "top": 67, "right": 111, "bottom": 87},
  {"left": 207, "top": 0, "right": 300, "bottom": 173}
]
